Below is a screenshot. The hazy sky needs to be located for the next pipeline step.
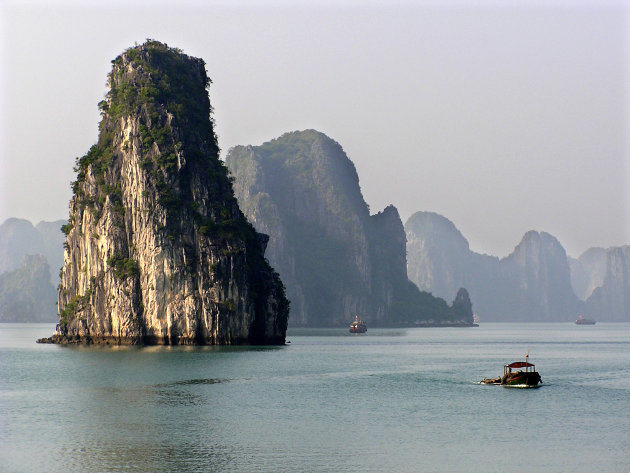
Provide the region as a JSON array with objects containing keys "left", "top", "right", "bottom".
[{"left": 1, "top": 0, "right": 628, "bottom": 258}]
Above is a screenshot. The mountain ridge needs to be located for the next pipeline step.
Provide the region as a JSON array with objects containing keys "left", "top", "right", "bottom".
[{"left": 406, "top": 210, "right": 628, "bottom": 322}]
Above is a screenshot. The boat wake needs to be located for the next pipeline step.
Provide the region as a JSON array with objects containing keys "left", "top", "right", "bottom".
[
  {"left": 502, "top": 383, "right": 542, "bottom": 389},
  {"left": 478, "top": 381, "right": 544, "bottom": 389}
]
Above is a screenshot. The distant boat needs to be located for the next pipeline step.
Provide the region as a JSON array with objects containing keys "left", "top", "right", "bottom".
[
  {"left": 575, "top": 315, "right": 596, "bottom": 325},
  {"left": 349, "top": 315, "right": 367, "bottom": 333},
  {"left": 481, "top": 355, "right": 542, "bottom": 388}
]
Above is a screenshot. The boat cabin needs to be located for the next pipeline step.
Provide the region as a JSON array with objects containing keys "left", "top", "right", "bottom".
[
  {"left": 482, "top": 358, "right": 542, "bottom": 387},
  {"left": 504, "top": 361, "right": 536, "bottom": 375}
]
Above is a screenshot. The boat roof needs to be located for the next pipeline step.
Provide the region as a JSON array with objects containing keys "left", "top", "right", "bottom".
[{"left": 505, "top": 361, "right": 535, "bottom": 368}]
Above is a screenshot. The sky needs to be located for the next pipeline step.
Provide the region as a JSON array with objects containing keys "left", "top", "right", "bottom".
[{"left": 1, "top": 0, "right": 628, "bottom": 258}]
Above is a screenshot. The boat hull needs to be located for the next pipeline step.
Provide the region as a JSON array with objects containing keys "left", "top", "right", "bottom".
[
  {"left": 502, "top": 383, "right": 541, "bottom": 389},
  {"left": 481, "top": 371, "right": 542, "bottom": 388},
  {"left": 503, "top": 371, "right": 541, "bottom": 387}
]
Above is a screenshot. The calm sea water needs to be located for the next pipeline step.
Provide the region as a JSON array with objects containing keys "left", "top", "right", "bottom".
[{"left": 1, "top": 323, "right": 628, "bottom": 473}]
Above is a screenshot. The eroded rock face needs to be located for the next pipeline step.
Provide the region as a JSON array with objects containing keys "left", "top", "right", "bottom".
[
  {"left": 227, "top": 131, "right": 387, "bottom": 326},
  {"left": 500, "top": 231, "right": 582, "bottom": 322},
  {"left": 47, "top": 41, "right": 288, "bottom": 345},
  {"left": 405, "top": 211, "right": 481, "bottom": 301}
]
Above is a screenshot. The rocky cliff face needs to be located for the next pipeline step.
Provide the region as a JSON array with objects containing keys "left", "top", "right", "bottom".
[
  {"left": 405, "top": 212, "right": 499, "bottom": 302},
  {"left": 406, "top": 211, "right": 501, "bottom": 320},
  {"left": 47, "top": 41, "right": 288, "bottom": 345},
  {"left": 406, "top": 212, "right": 583, "bottom": 322},
  {"left": 582, "top": 246, "right": 630, "bottom": 321},
  {"left": 227, "top": 130, "right": 466, "bottom": 326},
  {"left": 500, "top": 231, "right": 582, "bottom": 321}
]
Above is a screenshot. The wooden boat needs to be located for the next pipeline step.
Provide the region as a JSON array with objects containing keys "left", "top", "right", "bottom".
[
  {"left": 349, "top": 315, "right": 367, "bottom": 333},
  {"left": 481, "top": 356, "right": 542, "bottom": 388},
  {"left": 575, "top": 315, "right": 596, "bottom": 325}
]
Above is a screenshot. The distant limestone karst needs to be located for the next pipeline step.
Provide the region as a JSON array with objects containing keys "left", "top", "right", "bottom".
[
  {"left": 0, "top": 217, "right": 66, "bottom": 285},
  {"left": 405, "top": 211, "right": 630, "bottom": 322},
  {"left": 42, "top": 41, "right": 289, "bottom": 345},
  {"left": 0, "top": 254, "right": 57, "bottom": 323},
  {"left": 575, "top": 246, "right": 630, "bottom": 322},
  {"left": 226, "top": 130, "right": 474, "bottom": 327},
  {"left": 0, "top": 218, "right": 66, "bottom": 322}
]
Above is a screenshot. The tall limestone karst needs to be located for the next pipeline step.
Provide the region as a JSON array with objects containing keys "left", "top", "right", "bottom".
[
  {"left": 45, "top": 41, "right": 289, "bottom": 345},
  {"left": 405, "top": 211, "right": 500, "bottom": 305},
  {"left": 500, "top": 231, "right": 582, "bottom": 322},
  {"left": 226, "top": 130, "right": 471, "bottom": 327}
]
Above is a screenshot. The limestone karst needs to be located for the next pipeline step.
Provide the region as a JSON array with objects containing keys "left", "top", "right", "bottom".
[
  {"left": 45, "top": 41, "right": 289, "bottom": 344},
  {"left": 227, "top": 130, "right": 473, "bottom": 326},
  {"left": 581, "top": 246, "right": 630, "bottom": 321},
  {"left": 349, "top": 208, "right": 630, "bottom": 323}
]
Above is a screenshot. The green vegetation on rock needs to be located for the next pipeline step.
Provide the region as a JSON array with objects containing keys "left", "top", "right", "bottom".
[{"left": 107, "top": 256, "right": 140, "bottom": 279}]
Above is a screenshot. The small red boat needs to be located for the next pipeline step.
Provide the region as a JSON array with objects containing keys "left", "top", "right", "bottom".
[
  {"left": 481, "top": 355, "right": 542, "bottom": 388},
  {"left": 349, "top": 315, "right": 367, "bottom": 333},
  {"left": 575, "top": 315, "right": 596, "bottom": 325}
]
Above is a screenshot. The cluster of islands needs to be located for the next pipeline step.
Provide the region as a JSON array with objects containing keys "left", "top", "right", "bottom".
[{"left": 0, "top": 41, "right": 628, "bottom": 345}]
